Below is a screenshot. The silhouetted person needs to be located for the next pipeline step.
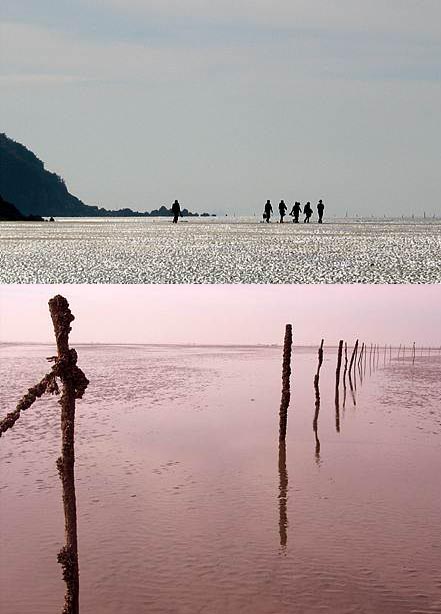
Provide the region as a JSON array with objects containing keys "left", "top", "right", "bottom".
[
  {"left": 290, "top": 202, "right": 302, "bottom": 223},
  {"left": 264, "top": 199, "right": 273, "bottom": 223},
  {"left": 317, "top": 199, "right": 325, "bottom": 223},
  {"left": 279, "top": 200, "right": 287, "bottom": 223},
  {"left": 49, "top": 216, "right": 55, "bottom": 222},
  {"left": 303, "top": 202, "right": 312, "bottom": 223},
  {"left": 171, "top": 199, "right": 181, "bottom": 223}
]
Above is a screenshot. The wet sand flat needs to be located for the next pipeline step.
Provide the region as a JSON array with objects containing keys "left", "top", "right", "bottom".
[
  {"left": 1, "top": 217, "right": 440, "bottom": 283},
  {"left": 1, "top": 344, "right": 440, "bottom": 613}
]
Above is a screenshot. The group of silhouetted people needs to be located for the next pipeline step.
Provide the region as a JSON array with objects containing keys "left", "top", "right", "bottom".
[
  {"left": 170, "top": 198, "right": 325, "bottom": 224},
  {"left": 264, "top": 199, "right": 325, "bottom": 224}
]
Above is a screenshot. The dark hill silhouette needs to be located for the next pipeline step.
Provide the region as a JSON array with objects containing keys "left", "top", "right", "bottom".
[
  {"left": 0, "top": 134, "right": 213, "bottom": 218},
  {"left": 0, "top": 194, "right": 44, "bottom": 221}
]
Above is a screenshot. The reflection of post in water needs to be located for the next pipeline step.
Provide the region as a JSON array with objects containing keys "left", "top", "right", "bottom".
[
  {"left": 279, "top": 324, "right": 292, "bottom": 442},
  {"left": 357, "top": 342, "right": 364, "bottom": 369},
  {"left": 348, "top": 340, "right": 358, "bottom": 393},
  {"left": 342, "top": 342, "right": 348, "bottom": 408},
  {"left": 278, "top": 440, "right": 288, "bottom": 550},
  {"left": 348, "top": 344, "right": 357, "bottom": 407},
  {"left": 313, "top": 339, "right": 324, "bottom": 458},
  {"left": 358, "top": 359, "right": 363, "bottom": 386},
  {"left": 369, "top": 343, "right": 373, "bottom": 373},
  {"left": 348, "top": 339, "right": 358, "bottom": 375},
  {"left": 334, "top": 340, "right": 343, "bottom": 433}
]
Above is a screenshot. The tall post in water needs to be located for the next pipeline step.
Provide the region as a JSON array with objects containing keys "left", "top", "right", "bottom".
[
  {"left": 49, "top": 295, "right": 89, "bottom": 614},
  {"left": 342, "top": 342, "right": 348, "bottom": 408},
  {"left": 348, "top": 339, "right": 359, "bottom": 374},
  {"left": 0, "top": 295, "right": 88, "bottom": 614},
  {"left": 412, "top": 342, "right": 416, "bottom": 365},
  {"left": 279, "top": 324, "right": 292, "bottom": 442},
  {"left": 313, "top": 339, "right": 324, "bottom": 448},
  {"left": 334, "top": 340, "right": 343, "bottom": 432}
]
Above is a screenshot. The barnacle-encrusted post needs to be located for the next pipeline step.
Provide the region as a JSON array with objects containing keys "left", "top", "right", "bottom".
[
  {"left": 49, "top": 295, "right": 89, "bottom": 614},
  {"left": 278, "top": 324, "right": 292, "bottom": 442},
  {"left": 0, "top": 372, "right": 59, "bottom": 436}
]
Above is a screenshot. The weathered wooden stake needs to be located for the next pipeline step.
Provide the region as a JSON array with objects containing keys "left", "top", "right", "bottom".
[
  {"left": 348, "top": 339, "right": 359, "bottom": 374},
  {"left": 1, "top": 295, "right": 88, "bottom": 614},
  {"left": 279, "top": 324, "right": 292, "bottom": 442},
  {"left": 334, "top": 340, "right": 343, "bottom": 432},
  {"left": 342, "top": 342, "right": 348, "bottom": 408},
  {"left": 49, "top": 295, "right": 89, "bottom": 614},
  {"left": 335, "top": 340, "right": 343, "bottom": 403}
]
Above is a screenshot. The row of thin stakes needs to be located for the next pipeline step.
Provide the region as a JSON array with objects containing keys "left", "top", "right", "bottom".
[{"left": 278, "top": 326, "right": 436, "bottom": 442}]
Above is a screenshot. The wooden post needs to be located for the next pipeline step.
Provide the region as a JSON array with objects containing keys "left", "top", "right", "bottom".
[
  {"left": 49, "top": 295, "right": 89, "bottom": 614},
  {"left": 348, "top": 339, "right": 359, "bottom": 374},
  {"left": 279, "top": 324, "right": 292, "bottom": 442},
  {"left": 335, "top": 340, "right": 343, "bottom": 404},
  {"left": 334, "top": 340, "right": 343, "bottom": 432},
  {"left": 313, "top": 339, "right": 325, "bottom": 446}
]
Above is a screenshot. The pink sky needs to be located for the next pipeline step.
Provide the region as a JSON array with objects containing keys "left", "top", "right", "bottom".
[{"left": 0, "top": 285, "right": 440, "bottom": 347}]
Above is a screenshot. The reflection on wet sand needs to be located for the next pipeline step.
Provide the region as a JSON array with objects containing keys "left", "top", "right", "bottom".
[
  {"left": 313, "top": 340, "right": 324, "bottom": 461},
  {"left": 334, "top": 340, "right": 343, "bottom": 435},
  {"left": 313, "top": 401, "right": 321, "bottom": 461},
  {"left": 278, "top": 440, "right": 288, "bottom": 550}
]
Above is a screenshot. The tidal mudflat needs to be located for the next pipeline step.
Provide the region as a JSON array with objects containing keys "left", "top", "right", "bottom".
[
  {"left": 1, "top": 217, "right": 440, "bottom": 283},
  {"left": 1, "top": 343, "right": 440, "bottom": 614}
]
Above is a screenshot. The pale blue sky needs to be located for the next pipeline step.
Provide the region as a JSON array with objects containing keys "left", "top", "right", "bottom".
[{"left": 1, "top": 1, "right": 440, "bottom": 215}]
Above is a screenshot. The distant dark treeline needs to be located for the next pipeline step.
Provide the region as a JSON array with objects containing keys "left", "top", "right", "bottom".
[{"left": 0, "top": 133, "right": 214, "bottom": 219}]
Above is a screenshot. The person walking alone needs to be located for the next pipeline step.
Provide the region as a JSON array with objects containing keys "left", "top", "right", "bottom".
[
  {"left": 317, "top": 199, "right": 325, "bottom": 223},
  {"left": 171, "top": 199, "right": 181, "bottom": 223}
]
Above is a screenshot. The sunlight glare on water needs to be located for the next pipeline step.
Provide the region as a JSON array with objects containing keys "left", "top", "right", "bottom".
[{"left": 1, "top": 217, "right": 440, "bottom": 283}]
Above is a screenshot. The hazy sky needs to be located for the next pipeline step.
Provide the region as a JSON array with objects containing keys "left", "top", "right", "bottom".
[
  {"left": 1, "top": 1, "right": 440, "bottom": 216},
  {"left": 1, "top": 284, "right": 440, "bottom": 346}
]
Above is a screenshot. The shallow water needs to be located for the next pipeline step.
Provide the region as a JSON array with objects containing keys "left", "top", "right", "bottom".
[
  {"left": 1, "top": 344, "right": 440, "bottom": 613},
  {"left": 1, "top": 217, "right": 440, "bottom": 283}
]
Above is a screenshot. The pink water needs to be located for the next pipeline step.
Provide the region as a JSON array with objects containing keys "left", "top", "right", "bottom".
[{"left": 1, "top": 344, "right": 440, "bottom": 613}]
